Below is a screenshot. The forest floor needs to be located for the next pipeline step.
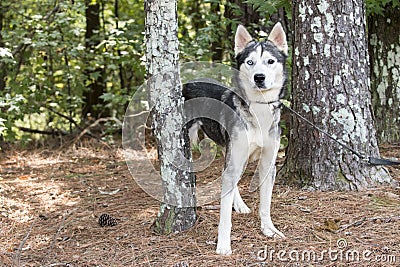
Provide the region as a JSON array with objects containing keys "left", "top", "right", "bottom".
[{"left": 1, "top": 142, "right": 400, "bottom": 267}]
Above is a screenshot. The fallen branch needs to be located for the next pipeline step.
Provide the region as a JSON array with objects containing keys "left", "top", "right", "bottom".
[
  {"left": 20, "top": 105, "right": 116, "bottom": 145},
  {"left": 45, "top": 106, "right": 80, "bottom": 129},
  {"left": 335, "top": 215, "right": 400, "bottom": 233},
  {"left": 46, "top": 106, "right": 113, "bottom": 143},
  {"left": 41, "top": 212, "right": 68, "bottom": 265},
  {"left": 18, "top": 127, "right": 67, "bottom": 136},
  {"left": 14, "top": 219, "right": 36, "bottom": 266},
  {"left": 73, "top": 117, "right": 122, "bottom": 147}
]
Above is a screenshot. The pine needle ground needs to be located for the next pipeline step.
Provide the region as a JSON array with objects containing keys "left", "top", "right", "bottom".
[{"left": 0, "top": 144, "right": 399, "bottom": 266}]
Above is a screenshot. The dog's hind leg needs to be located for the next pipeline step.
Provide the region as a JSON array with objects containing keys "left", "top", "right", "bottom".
[
  {"left": 259, "top": 146, "right": 285, "bottom": 239},
  {"left": 233, "top": 186, "right": 251, "bottom": 213}
]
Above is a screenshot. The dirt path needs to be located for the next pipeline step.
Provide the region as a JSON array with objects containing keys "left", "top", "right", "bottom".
[{"left": 1, "top": 146, "right": 399, "bottom": 266}]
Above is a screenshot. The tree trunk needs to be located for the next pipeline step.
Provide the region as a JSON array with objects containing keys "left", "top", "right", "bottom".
[
  {"left": 279, "top": 0, "right": 392, "bottom": 190},
  {"left": 0, "top": 2, "right": 6, "bottom": 92},
  {"left": 82, "top": 0, "right": 106, "bottom": 119},
  {"left": 225, "top": 0, "right": 260, "bottom": 26},
  {"left": 368, "top": 7, "right": 400, "bottom": 144},
  {"left": 114, "top": 0, "right": 126, "bottom": 93},
  {"left": 188, "top": 0, "right": 205, "bottom": 32},
  {"left": 268, "top": 8, "right": 291, "bottom": 44},
  {"left": 225, "top": 0, "right": 261, "bottom": 61},
  {"left": 145, "top": 0, "right": 197, "bottom": 234},
  {"left": 0, "top": 0, "right": 3, "bottom": 142},
  {"left": 210, "top": 2, "right": 223, "bottom": 61}
]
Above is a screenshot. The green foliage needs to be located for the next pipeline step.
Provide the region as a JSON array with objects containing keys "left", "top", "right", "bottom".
[
  {"left": 0, "top": 0, "right": 293, "bottom": 143},
  {"left": 0, "top": 0, "right": 145, "bottom": 141},
  {"left": 178, "top": 0, "right": 291, "bottom": 64},
  {"left": 366, "top": 0, "right": 400, "bottom": 15},
  {"left": 245, "top": 0, "right": 291, "bottom": 19}
]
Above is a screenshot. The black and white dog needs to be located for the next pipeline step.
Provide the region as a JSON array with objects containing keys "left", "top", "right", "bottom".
[{"left": 183, "top": 23, "right": 288, "bottom": 255}]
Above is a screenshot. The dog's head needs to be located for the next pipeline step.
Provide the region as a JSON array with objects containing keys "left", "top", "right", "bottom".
[{"left": 235, "top": 23, "right": 288, "bottom": 98}]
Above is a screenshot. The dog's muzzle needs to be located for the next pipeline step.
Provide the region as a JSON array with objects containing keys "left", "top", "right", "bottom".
[{"left": 254, "top": 74, "right": 266, "bottom": 88}]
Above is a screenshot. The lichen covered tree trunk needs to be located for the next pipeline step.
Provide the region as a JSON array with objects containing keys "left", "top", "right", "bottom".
[
  {"left": 145, "top": 0, "right": 196, "bottom": 234},
  {"left": 368, "top": 7, "right": 400, "bottom": 144},
  {"left": 279, "top": 0, "right": 392, "bottom": 190}
]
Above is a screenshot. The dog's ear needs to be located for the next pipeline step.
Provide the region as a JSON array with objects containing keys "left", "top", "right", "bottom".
[
  {"left": 268, "top": 22, "right": 288, "bottom": 56},
  {"left": 235, "top": 25, "right": 253, "bottom": 56}
]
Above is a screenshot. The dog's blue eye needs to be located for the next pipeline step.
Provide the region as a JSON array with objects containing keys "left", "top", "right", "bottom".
[
  {"left": 247, "top": 60, "right": 254, "bottom": 66},
  {"left": 268, "top": 59, "right": 275, "bottom": 65}
]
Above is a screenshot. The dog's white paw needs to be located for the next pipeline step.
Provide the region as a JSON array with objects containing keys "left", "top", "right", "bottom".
[
  {"left": 262, "top": 225, "right": 285, "bottom": 239},
  {"left": 233, "top": 199, "right": 251, "bottom": 214},
  {"left": 216, "top": 246, "right": 232, "bottom": 255},
  {"left": 216, "top": 236, "right": 232, "bottom": 255}
]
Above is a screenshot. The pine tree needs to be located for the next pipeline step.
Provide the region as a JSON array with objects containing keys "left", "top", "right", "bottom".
[
  {"left": 368, "top": 6, "right": 400, "bottom": 144},
  {"left": 279, "top": 0, "right": 393, "bottom": 190}
]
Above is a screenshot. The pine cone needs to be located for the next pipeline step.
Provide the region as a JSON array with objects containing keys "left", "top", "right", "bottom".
[{"left": 98, "top": 213, "right": 118, "bottom": 227}]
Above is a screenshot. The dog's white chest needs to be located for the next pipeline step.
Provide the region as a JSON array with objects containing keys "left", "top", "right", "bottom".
[
  {"left": 246, "top": 103, "right": 279, "bottom": 160},
  {"left": 250, "top": 103, "right": 276, "bottom": 138}
]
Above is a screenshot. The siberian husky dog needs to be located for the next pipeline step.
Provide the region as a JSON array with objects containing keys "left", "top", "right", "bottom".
[{"left": 182, "top": 23, "right": 288, "bottom": 255}]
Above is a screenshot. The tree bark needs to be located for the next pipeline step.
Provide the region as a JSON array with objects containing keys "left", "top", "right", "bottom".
[
  {"left": 82, "top": 0, "right": 106, "bottom": 119},
  {"left": 0, "top": 2, "right": 6, "bottom": 92},
  {"left": 368, "top": 7, "right": 400, "bottom": 144},
  {"left": 224, "top": 0, "right": 260, "bottom": 26},
  {"left": 279, "top": 0, "right": 392, "bottom": 190},
  {"left": 188, "top": 0, "right": 205, "bottom": 32},
  {"left": 114, "top": 0, "right": 126, "bottom": 93},
  {"left": 224, "top": 0, "right": 261, "bottom": 61},
  {"left": 0, "top": 4, "right": 4, "bottom": 145},
  {"left": 268, "top": 8, "right": 291, "bottom": 44},
  {"left": 210, "top": 2, "right": 223, "bottom": 61},
  {"left": 145, "top": 0, "right": 196, "bottom": 234}
]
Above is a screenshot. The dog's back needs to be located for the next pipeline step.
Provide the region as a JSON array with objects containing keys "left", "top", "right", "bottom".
[{"left": 183, "top": 80, "right": 249, "bottom": 147}]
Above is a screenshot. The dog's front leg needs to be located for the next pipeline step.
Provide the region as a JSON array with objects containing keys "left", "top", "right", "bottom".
[
  {"left": 216, "top": 146, "right": 247, "bottom": 255},
  {"left": 216, "top": 175, "right": 235, "bottom": 255},
  {"left": 259, "top": 146, "right": 285, "bottom": 238}
]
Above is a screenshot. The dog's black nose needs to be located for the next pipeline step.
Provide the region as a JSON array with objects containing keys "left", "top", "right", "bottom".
[{"left": 254, "top": 74, "right": 265, "bottom": 85}]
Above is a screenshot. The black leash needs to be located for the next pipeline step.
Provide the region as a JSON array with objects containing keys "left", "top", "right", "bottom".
[{"left": 279, "top": 101, "right": 400, "bottom": 166}]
